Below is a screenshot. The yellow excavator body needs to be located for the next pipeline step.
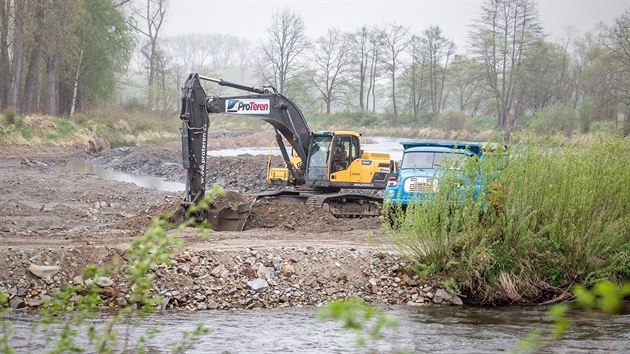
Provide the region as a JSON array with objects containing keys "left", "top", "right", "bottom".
[{"left": 267, "top": 131, "right": 394, "bottom": 187}]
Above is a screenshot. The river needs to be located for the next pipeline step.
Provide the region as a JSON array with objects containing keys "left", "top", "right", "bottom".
[
  {"left": 207, "top": 136, "right": 413, "bottom": 161},
  {"left": 59, "top": 137, "right": 415, "bottom": 193},
  {"left": 5, "top": 305, "right": 629, "bottom": 353}
]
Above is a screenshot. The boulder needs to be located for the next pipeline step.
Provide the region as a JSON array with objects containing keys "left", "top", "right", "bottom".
[
  {"left": 434, "top": 288, "right": 463, "bottom": 305},
  {"left": 247, "top": 279, "right": 269, "bottom": 292},
  {"left": 28, "top": 264, "right": 60, "bottom": 279},
  {"left": 93, "top": 276, "right": 114, "bottom": 287}
]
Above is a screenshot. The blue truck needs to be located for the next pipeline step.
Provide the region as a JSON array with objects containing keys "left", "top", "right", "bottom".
[{"left": 384, "top": 141, "right": 486, "bottom": 207}]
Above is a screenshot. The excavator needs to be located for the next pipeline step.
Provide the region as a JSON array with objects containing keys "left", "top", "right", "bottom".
[{"left": 179, "top": 73, "right": 395, "bottom": 228}]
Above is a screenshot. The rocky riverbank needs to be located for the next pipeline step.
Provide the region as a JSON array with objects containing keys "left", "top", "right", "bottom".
[
  {"left": 0, "top": 244, "right": 463, "bottom": 311},
  {"left": 1, "top": 136, "right": 463, "bottom": 314}
]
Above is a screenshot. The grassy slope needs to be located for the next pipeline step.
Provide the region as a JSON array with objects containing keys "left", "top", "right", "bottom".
[{"left": 0, "top": 109, "right": 180, "bottom": 147}]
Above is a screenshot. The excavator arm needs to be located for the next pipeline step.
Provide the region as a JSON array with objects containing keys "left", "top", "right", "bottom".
[{"left": 179, "top": 73, "right": 312, "bottom": 211}]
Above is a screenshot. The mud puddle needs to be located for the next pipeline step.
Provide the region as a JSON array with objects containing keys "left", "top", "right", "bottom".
[{"left": 58, "top": 160, "right": 185, "bottom": 192}]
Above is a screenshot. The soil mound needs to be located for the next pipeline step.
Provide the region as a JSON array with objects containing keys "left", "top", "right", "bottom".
[{"left": 245, "top": 199, "right": 381, "bottom": 232}]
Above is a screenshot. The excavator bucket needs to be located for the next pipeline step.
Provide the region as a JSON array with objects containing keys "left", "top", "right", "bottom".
[{"left": 206, "top": 202, "right": 252, "bottom": 231}]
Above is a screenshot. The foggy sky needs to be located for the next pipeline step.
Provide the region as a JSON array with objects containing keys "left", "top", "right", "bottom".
[{"left": 163, "top": 0, "right": 630, "bottom": 49}]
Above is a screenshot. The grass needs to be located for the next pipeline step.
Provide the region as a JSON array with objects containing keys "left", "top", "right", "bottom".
[
  {"left": 1, "top": 107, "right": 624, "bottom": 149},
  {"left": 0, "top": 108, "right": 180, "bottom": 147},
  {"left": 386, "top": 133, "right": 630, "bottom": 304}
]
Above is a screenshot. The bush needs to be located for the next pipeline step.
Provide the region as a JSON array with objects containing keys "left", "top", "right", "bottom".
[
  {"left": 122, "top": 97, "right": 147, "bottom": 111},
  {"left": 531, "top": 104, "right": 577, "bottom": 136},
  {"left": 387, "top": 135, "right": 630, "bottom": 304},
  {"left": 71, "top": 113, "right": 89, "bottom": 125},
  {"left": 436, "top": 110, "right": 470, "bottom": 131},
  {"left": 2, "top": 107, "right": 23, "bottom": 127},
  {"left": 578, "top": 99, "right": 597, "bottom": 134}
]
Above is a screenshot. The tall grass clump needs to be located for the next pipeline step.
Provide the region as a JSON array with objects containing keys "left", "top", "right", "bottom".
[
  {"left": 2, "top": 107, "right": 23, "bottom": 127},
  {"left": 387, "top": 135, "right": 630, "bottom": 303}
]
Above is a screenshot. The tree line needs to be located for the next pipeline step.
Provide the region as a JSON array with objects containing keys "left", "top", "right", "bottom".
[
  {"left": 0, "top": 0, "right": 134, "bottom": 116},
  {"left": 1, "top": 0, "right": 628, "bottom": 134}
]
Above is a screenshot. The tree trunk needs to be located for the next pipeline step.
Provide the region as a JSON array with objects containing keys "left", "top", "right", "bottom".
[
  {"left": 22, "top": 1, "right": 45, "bottom": 113},
  {"left": 371, "top": 74, "right": 377, "bottom": 113},
  {"left": 391, "top": 69, "right": 397, "bottom": 124},
  {"left": 148, "top": 40, "right": 156, "bottom": 110},
  {"left": 359, "top": 70, "right": 365, "bottom": 110},
  {"left": 0, "top": 0, "right": 10, "bottom": 109},
  {"left": 22, "top": 46, "right": 42, "bottom": 113},
  {"left": 358, "top": 54, "right": 366, "bottom": 110},
  {"left": 70, "top": 49, "right": 83, "bottom": 116},
  {"left": 624, "top": 105, "right": 630, "bottom": 137},
  {"left": 46, "top": 55, "right": 58, "bottom": 115},
  {"left": 9, "top": 0, "right": 24, "bottom": 109}
]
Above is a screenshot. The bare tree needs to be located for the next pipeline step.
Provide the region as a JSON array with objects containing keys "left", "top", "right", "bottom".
[
  {"left": 44, "top": 1, "right": 81, "bottom": 116},
  {"left": 350, "top": 26, "right": 370, "bottom": 110},
  {"left": 575, "top": 31, "right": 618, "bottom": 122},
  {"left": 446, "top": 54, "right": 486, "bottom": 116},
  {"left": 366, "top": 26, "right": 385, "bottom": 113},
  {"left": 401, "top": 35, "right": 428, "bottom": 122},
  {"left": 382, "top": 23, "right": 410, "bottom": 124},
  {"left": 22, "top": 0, "right": 46, "bottom": 113},
  {"left": 129, "top": 0, "right": 167, "bottom": 110},
  {"left": 259, "top": 8, "right": 309, "bottom": 94},
  {"left": 310, "top": 28, "right": 353, "bottom": 114},
  {"left": 0, "top": 0, "right": 10, "bottom": 108},
  {"left": 515, "top": 39, "right": 571, "bottom": 113},
  {"left": 469, "top": 0, "right": 542, "bottom": 132},
  {"left": 235, "top": 38, "right": 252, "bottom": 82},
  {"left": 421, "top": 25, "right": 455, "bottom": 120},
  {"left": 9, "top": 0, "right": 24, "bottom": 109},
  {"left": 608, "top": 8, "right": 630, "bottom": 135}
]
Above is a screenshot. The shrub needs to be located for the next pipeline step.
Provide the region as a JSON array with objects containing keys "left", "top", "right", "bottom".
[
  {"left": 436, "top": 110, "right": 470, "bottom": 131},
  {"left": 578, "top": 99, "right": 597, "bottom": 134},
  {"left": 531, "top": 104, "right": 577, "bottom": 136},
  {"left": 123, "top": 97, "right": 147, "bottom": 111},
  {"left": 71, "top": 113, "right": 89, "bottom": 125},
  {"left": 3, "top": 107, "right": 23, "bottom": 127}
]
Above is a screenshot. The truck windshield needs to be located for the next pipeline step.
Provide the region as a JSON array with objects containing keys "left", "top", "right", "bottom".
[
  {"left": 307, "top": 135, "right": 333, "bottom": 180},
  {"left": 401, "top": 152, "right": 468, "bottom": 169}
]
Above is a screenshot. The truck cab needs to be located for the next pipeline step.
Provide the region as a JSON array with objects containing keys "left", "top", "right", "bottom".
[{"left": 384, "top": 142, "right": 484, "bottom": 206}]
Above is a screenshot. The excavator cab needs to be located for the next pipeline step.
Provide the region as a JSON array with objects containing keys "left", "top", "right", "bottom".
[
  {"left": 307, "top": 132, "right": 359, "bottom": 179},
  {"left": 330, "top": 133, "right": 359, "bottom": 173}
]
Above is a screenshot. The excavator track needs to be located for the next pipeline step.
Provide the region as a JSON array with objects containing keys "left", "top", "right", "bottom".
[{"left": 255, "top": 190, "right": 382, "bottom": 218}]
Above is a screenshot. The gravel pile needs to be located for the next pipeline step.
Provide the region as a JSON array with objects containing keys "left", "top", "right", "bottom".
[{"left": 0, "top": 245, "right": 463, "bottom": 311}]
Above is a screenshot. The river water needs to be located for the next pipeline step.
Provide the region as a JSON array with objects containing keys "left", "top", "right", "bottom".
[
  {"left": 59, "top": 159, "right": 186, "bottom": 192},
  {"left": 6, "top": 305, "right": 629, "bottom": 353},
  {"left": 208, "top": 136, "right": 413, "bottom": 161},
  {"left": 59, "top": 137, "right": 413, "bottom": 192}
]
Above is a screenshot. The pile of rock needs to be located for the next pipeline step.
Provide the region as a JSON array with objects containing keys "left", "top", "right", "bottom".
[{"left": 0, "top": 246, "right": 463, "bottom": 311}]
